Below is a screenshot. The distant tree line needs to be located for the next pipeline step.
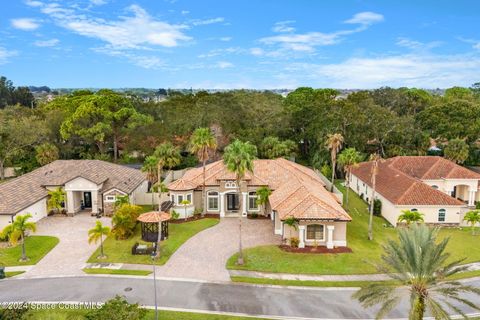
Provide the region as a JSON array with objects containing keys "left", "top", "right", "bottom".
[{"left": 1, "top": 74, "right": 480, "bottom": 179}]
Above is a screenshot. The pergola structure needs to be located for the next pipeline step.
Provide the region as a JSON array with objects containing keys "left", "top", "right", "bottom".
[{"left": 137, "top": 211, "right": 171, "bottom": 242}]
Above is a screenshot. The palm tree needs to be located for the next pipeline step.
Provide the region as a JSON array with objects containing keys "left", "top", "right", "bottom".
[
  {"left": 88, "top": 221, "right": 110, "bottom": 259},
  {"left": 1, "top": 214, "right": 36, "bottom": 261},
  {"left": 114, "top": 195, "right": 130, "bottom": 210},
  {"left": 153, "top": 142, "right": 181, "bottom": 211},
  {"left": 337, "top": 148, "right": 362, "bottom": 205},
  {"left": 354, "top": 224, "right": 480, "bottom": 319},
  {"left": 47, "top": 187, "right": 65, "bottom": 214},
  {"left": 223, "top": 139, "right": 257, "bottom": 265},
  {"left": 397, "top": 209, "right": 424, "bottom": 226},
  {"left": 463, "top": 210, "right": 480, "bottom": 235},
  {"left": 256, "top": 186, "right": 272, "bottom": 216},
  {"left": 141, "top": 155, "right": 158, "bottom": 210},
  {"left": 111, "top": 212, "right": 135, "bottom": 239},
  {"left": 283, "top": 216, "right": 298, "bottom": 246},
  {"left": 189, "top": 128, "right": 217, "bottom": 215},
  {"left": 368, "top": 153, "right": 381, "bottom": 241},
  {"left": 325, "top": 133, "right": 344, "bottom": 192},
  {"left": 181, "top": 199, "right": 191, "bottom": 221}
]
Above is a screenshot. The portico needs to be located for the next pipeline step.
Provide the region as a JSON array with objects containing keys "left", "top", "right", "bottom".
[{"left": 64, "top": 177, "right": 102, "bottom": 215}]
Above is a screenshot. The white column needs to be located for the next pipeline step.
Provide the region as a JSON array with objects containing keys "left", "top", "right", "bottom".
[
  {"left": 242, "top": 192, "right": 248, "bottom": 217},
  {"left": 91, "top": 191, "right": 99, "bottom": 213},
  {"left": 326, "top": 225, "right": 335, "bottom": 249},
  {"left": 469, "top": 190, "right": 476, "bottom": 206},
  {"left": 66, "top": 190, "right": 75, "bottom": 215},
  {"left": 219, "top": 192, "right": 225, "bottom": 217},
  {"left": 298, "top": 225, "right": 305, "bottom": 248}
]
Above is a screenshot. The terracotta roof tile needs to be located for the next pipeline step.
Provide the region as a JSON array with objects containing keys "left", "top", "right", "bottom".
[
  {"left": 169, "top": 158, "right": 350, "bottom": 221},
  {"left": 351, "top": 157, "right": 467, "bottom": 206}
]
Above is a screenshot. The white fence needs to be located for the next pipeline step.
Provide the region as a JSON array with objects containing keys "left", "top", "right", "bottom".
[
  {"left": 162, "top": 168, "right": 188, "bottom": 184},
  {"left": 134, "top": 193, "right": 170, "bottom": 206},
  {"left": 314, "top": 170, "right": 344, "bottom": 204}
]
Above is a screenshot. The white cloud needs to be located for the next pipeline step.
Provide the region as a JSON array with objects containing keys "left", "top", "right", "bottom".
[
  {"left": 191, "top": 17, "right": 225, "bottom": 26},
  {"left": 11, "top": 18, "right": 40, "bottom": 31},
  {"left": 291, "top": 53, "right": 480, "bottom": 88},
  {"left": 217, "top": 61, "right": 233, "bottom": 69},
  {"left": 396, "top": 37, "right": 442, "bottom": 50},
  {"left": 458, "top": 37, "right": 480, "bottom": 51},
  {"left": 198, "top": 47, "right": 245, "bottom": 58},
  {"left": 344, "top": 11, "right": 384, "bottom": 26},
  {"left": 181, "top": 10, "right": 190, "bottom": 15},
  {"left": 38, "top": 3, "right": 190, "bottom": 49},
  {"left": 259, "top": 12, "right": 384, "bottom": 53},
  {"left": 250, "top": 47, "right": 264, "bottom": 56},
  {"left": 90, "top": 0, "right": 107, "bottom": 5},
  {"left": 25, "top": 0, "right": 43, "bottom": 7},
  {"left": 92, "top": 46, "right": 164, "bottom": 69},
  {"left": 0, "top": 47, "right": 17, "bottom": 64},
  {"left": 219, "top": 37, "right": 232, "bottom": 42},
  {"left": 272, "top": 20, "right": 295, "bottom": 33},
  {"left": 34, "top": 38, "right": 60, "bottom": 47}
]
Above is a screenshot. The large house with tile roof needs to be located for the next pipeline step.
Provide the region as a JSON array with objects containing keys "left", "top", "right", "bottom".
[
  {"left": 0, "top": 160, "right": 148, "bottom": 230},
  {"left": 350, "top": 156, "right": 480, "bottom": 226},
  {"left": 168, "top": 158, "right": 351, "bottom": 248}
]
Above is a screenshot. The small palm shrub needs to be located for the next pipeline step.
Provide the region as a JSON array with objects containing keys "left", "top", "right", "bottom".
[{"left": 290, "top": 237, "right": 300, "bottom": 248}]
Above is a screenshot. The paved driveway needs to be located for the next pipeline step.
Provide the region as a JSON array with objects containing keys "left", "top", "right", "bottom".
[
  {"left": 20, "top": 213, "right": 111, "bottom": 278},
  {"left": 147, "top": 218, "right": 281, "bottom": 281}
]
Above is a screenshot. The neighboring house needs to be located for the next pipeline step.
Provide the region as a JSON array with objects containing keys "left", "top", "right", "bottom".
[
  {"left": 350, "top": 156, "right": 480, "bottom": 226},
  {"left": 168, "top": 158, "right": 351, "bottom": 248},
  {"left": 0, "top": 160, "right": 148, "bottom": 230}
]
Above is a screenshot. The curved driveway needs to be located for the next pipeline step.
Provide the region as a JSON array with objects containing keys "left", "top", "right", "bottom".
[{"left": 149, "top": 217, "right": 281, "bottom": 281}]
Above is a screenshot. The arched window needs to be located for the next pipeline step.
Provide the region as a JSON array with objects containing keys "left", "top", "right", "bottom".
[
  {"left": 207, "top": 191, "right": 219, "bottom": 211},
  {"left": 248, "top": 191, "right": 258, "bottom": 210},
  {"left": 411, "top": 208, "right": 418, "bottom": 212},
  {"left": 306, "top": 224, "right": 325, "bottom": 241},
  {"left": 431, "top": 185, "right": 439, "bottom": 190},
  {"left": 225, "top": 181, "right": 237, "bottom": 189},
  {"left": 438, "top": 209, "right": 446, "bottom": 222}
]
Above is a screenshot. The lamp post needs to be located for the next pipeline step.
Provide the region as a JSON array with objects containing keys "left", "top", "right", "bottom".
[{"left": 151, "top": 251, "right": 158, "bottom": 320}]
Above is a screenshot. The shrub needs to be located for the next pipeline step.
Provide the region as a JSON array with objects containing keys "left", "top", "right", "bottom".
[
  {"left": 476, "top": 202, "right": 480, "bottom": 210},
  {"left": 112, "top": 204, "right": 142, "bottom": 240},
  {"left": 250, "top": 213, "right": 258, "bottom": 219},
  {"left": 373, "top": 199, "right": 382, "bottom": 216},
  {"left": 171, "top": 210, "right": 180, "bottom": 220},
  {"left": 85, "top": 296, "right": 147, "bottom": 320},
  {"left": 290, "top": 237, "right": 300, "bottom": 248},
  {"left": 0, "top": 303, "right": 30, "bottom": 320}
]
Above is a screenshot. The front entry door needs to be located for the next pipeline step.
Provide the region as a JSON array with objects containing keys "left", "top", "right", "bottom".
[
  {"left": 83, "top": 192, "right": 92, "bottom": 208},
  {"left": 227, "top": 193, "right": 239, "bottom": 211}
]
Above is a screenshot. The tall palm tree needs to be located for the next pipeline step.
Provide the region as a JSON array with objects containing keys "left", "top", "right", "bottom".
[
  {"left": 337, "top": 147, "right": 362, "bottom": 205},
  {"left": 368, "top": 153, "right": 381, "bottom": 241},
  {"left": 141, "top": 155, "right": 158, "bottom": 210},
  {"left": 223, "top": 139, "right": 257, "bottom": 265},
  {"left": 463, "top": 210, "right": 480, "bottom": 235},
  {"left": 189, "top": 128, "right": 217, "bottom": 215},
  {"left": 35, "top": 142, "right": 59, "bottom": 166},
  {"left": 47, "top": 187, "right": 65, "bottom": 214},
  {"left": 325, "top": 133, "right": 344, "bottom": 192},
  {"left": 88, "top": 221, "right": 110, "bottom": 259},
  {"left": 153, "top": 142, "right": 181, "bottom": 211},
  {"left": 397, "top": 209, "right": 424, "bottom": 226},
  {"left": 354, "top": 224, "right": 480, "bottom": 319},
  {"left": 1, "top": 214, "right": 37, "bottom": 261}
]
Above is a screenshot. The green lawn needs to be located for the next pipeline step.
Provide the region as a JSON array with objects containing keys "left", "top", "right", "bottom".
[
  {"left": 227, "top": 182, "right": 480, "bottom": 275},
  {"left": 83, "top": 268, "right": 152, "bottom": 276},
  {"left": 19, "top": 308, "right": 269, "bottom": 320},
  {"left": 4, "top": 271, "right": 25, "bottom": 278},
  {"left": 0, "top": 236, "right": 59, "bottom": 266},
  {"left": 88, "top": 218, "right": 219, "bottom": 265},
  {"left": 231, "top": 276, "right": 396, "bottom": 287}
]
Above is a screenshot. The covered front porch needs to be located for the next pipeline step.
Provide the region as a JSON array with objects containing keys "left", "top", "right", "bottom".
[
  {"left": 445, "top": 182, "right": 478, "bottom": 207},
  {"left": 64, "top": 177, "right": 102, "bottom": 216}
]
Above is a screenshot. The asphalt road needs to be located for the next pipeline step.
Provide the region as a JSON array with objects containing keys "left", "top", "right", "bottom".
[{"left": 0, "top": 276, "right": 479, "bottom": 319}]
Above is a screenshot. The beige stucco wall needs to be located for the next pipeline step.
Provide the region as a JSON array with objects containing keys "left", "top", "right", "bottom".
[
  {"left": 350, "top": 174, "right": 466, "bottom": 226},
  {"left": 0, "top": 215, "right": 13, "bottom": 231},
  {"left": 282, "top": 220, "right": 347, "bottom": 247}
]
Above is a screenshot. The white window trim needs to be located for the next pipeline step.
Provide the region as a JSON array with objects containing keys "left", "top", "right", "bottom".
[
  {"left": 225, "top": 181, "right": 237, "bottom": 189},
  {"left": 248, "top": 192, "right": 259, "bottom": 211},
  {"left": 207, "top": 191, "right": 219, "bottom": 211},
  {"left": 105, "top": 195, "right": 116, "bottom": 203},
  {"left": 438, "top": 209, "right": 446, "bottom": 222},
  {"left": 305, "top": 224, "right": 326, "bottom": 242},
  {"left": 174, "top": 193, "right": 193, "bottom": 205}
]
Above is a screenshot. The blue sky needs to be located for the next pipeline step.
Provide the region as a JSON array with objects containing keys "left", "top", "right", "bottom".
[{"left": 1, "top": 0, "right": 480, "bottom": 89}]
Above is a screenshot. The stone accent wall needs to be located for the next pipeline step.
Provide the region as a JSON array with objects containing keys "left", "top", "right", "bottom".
[{"left": 103, "top": 189, "right": 127, "bottom": 216}]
